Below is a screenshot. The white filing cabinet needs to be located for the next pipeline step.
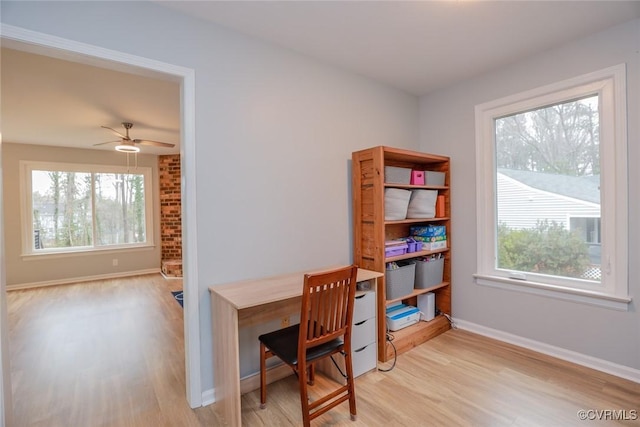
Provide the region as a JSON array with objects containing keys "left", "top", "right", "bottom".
[{"left": 320, "top": 286, "right": 377, "bottom": 382}]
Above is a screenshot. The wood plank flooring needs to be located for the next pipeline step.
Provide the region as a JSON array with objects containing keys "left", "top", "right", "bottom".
[
  {"left": 7, "top": 274, "right": 223, "bottom": 426},
  {"left": 7, "top": 275, "right": 640, "bottom": 426},
  {"left": 248, "top": 331, "right": 640, "bottom": 426}
]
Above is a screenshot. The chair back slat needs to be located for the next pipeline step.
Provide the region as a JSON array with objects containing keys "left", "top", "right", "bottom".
[{"left": 299, "top": 266, "right": 358, "bottom": 351}]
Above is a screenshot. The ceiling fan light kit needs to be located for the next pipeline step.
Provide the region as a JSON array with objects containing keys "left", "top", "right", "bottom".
[
  {"left": 95, "top": 121, "right": 176, "bottom": 153},
  {"left": 115, "top": 144, "right": 140, "bottom": 153}
]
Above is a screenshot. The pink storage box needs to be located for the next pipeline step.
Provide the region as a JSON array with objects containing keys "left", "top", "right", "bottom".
[{"left": 410, "top": 170, "right": 425, "bottom": 185}]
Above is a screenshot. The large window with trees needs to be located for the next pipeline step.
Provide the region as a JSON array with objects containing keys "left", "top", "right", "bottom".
[
  {"left": 474, "top": 65, "right": 629, "bottom": 309},
  {"left": 22, "top": 161, "right": 154, "bottom": 255}
]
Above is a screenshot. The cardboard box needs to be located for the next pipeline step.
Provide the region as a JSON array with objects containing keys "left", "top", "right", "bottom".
[
  {"left": 421, "top": 240, "right": 447, "bottom": 251},
  {"left": 410, "top": 225, "right": 446, "bottom": 238},
  {"left": 412, "top": 235, "right": 446, "bottom": 243}
]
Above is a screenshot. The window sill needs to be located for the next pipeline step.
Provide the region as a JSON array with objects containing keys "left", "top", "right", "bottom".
[
  {"left": 21, "top": 244, "right": 155, "bottom": 261},
  {"left": 474, "top": 274, "right": 631, "bottom": 311}
]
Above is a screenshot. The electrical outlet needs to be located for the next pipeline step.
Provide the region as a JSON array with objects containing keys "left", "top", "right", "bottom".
[
  {"left": 112, "top": 258, "right": 118, "bottom": 266},
  {"left": 280, "top": 317, "right": 290, "bottom": 328}
]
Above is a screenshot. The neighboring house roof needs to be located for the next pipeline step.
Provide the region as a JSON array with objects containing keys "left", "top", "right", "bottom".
[{"left": 498, "top": 168, "right": 600, "bottom": 204}]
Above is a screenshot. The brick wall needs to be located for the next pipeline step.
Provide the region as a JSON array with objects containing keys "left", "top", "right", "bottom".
[{"left": 159, "top": 154, "right": 182, "bottom": 277}]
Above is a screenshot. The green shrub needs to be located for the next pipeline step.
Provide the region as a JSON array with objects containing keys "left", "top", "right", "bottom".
[{"left": 497, "top": 220, "right": 590, "bottom": 278}]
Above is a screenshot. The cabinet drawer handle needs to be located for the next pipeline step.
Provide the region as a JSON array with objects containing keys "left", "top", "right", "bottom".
[
  {"left": 354, "top": 346, "right": 368, "bottom": 353},
  {"left": 355, "top": 294, "right": 366, "bottom": 300},
  {"left": 354, "top": 319, "right": 367, "bottom": 326}
]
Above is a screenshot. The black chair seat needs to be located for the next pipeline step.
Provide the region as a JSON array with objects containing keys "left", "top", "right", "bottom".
[{"left": 259, "top": 324, "right": 344, "bottom": 366}]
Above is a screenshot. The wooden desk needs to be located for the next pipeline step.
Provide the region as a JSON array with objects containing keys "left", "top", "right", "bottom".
[{"left": 209, "top": 267, "right": 383, "bottom": 426}]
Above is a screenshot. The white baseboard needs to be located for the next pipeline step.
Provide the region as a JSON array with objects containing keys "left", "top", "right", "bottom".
[
  {"left": 201, "top": 363, "right": 293, "bottom": 407},
  {"left": 201, "top": 388, "right": 215, "bottom": 407},
  {"left": 240, "top": 363, "right": 292, "bottom": 395},
  {"left": 6, "top": 268, "right": 161, "bottom": 291},
  {"left": 160, "top": 271, "right": 183, "bottom": 280},
  {"left": 455, "top": 318, "right": 640, "bottom": 384}
]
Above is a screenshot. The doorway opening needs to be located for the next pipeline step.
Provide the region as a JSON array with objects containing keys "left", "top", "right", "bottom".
[{"left": 0, "top": 25, "right": 201, "bottom": 409}]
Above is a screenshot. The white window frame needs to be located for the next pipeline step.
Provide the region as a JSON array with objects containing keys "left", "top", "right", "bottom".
[
  {"left": 474, "top": 64, "right": 630, "bottom": 310},
  {"left": 20, "top": 161, "right": 155, "bottom": 257}
]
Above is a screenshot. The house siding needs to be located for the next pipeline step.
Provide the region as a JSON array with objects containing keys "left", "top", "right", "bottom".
[{"left": 497, "top": 173, "right": 600, "bottom": 230}]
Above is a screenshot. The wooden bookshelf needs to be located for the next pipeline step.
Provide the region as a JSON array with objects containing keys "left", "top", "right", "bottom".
[{"left": 352, "top": 146, "right": 452, "bottom": 362}]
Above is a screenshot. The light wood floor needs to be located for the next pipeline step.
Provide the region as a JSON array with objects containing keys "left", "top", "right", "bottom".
[{"left": 7, "top": 274, "right": 640, "bottom": 426}]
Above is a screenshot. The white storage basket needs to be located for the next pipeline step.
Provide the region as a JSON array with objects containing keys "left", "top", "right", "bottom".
[
  {"left": 384, "top": 188, "right": 411, "bottom": 220},
  {"left": 406, "top": 189, "right": 437, "bottom": 218}
]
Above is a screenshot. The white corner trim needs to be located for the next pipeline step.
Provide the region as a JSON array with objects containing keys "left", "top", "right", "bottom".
[
  {"left": 6, "top": 269, "right": 161, "bottom": 291},
  {"left": 455, "top": 318, "right": 640, "bottom": 384},
  {"left": 180, "top": 57, "right": 201, "bottom": 410},
  {"left": 0, "top": 24, "right": 191, "bottom": 77}
]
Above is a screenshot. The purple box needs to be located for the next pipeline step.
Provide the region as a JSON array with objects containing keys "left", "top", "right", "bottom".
[{"left": 385, "top": 244, "right": 408, "bottom": 257}]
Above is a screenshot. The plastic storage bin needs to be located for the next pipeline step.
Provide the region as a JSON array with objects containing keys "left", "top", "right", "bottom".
[
  {"left": 425, "top": 171, "right": 445, "bottom": 186},
  {"left": 385, "top": 166, "right": 411, "bottom": 184},
  {"left": 385, "top": 242, "right": 408, "bottom": 257},
  {"left": 415, "top": 257, "right": 444, "bottom": 288},
  {"left": 385, "top": 261, "right": 415, "bottom": 300}
]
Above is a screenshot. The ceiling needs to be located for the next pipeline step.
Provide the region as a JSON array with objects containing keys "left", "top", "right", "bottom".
[
  {"left": 160, "top": 0, "right": 640, "bottom": 94},
  {"left": 2, "top": 1, "right": 639, "bottom": 153},
  {"left": 1, "top": 46, "right": 182, "bottom": 155}
]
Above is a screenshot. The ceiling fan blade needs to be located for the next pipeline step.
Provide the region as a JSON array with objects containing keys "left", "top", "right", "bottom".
[
  {"left": 93, "top": 140, "right": 121, "bottom": 146},
  {"left": 133, "top": 139, "right": 176, "bottom": 148},
  {"left": 101, "top": 126, "right": 128, "bottom": 139}
]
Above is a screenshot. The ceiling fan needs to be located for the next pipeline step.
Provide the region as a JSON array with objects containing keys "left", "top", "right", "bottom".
[{"left": 95, "top": 122, "right": 175, "bottom": 153}]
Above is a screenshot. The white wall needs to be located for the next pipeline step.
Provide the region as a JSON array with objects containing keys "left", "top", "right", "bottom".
[
  {"left": 0, "top": 0, "right": 419, "bottom": 395},
  {"left": 2, "top": 143, "right": 162, "bottom": 287},
  {"left": 419, "top": 19, "right": 640, "bottom": 370}
]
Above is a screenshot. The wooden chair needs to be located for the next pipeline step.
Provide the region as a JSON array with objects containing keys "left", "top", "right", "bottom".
[{"left": 259, "top": 265, "right": 359, "bottom": 426}]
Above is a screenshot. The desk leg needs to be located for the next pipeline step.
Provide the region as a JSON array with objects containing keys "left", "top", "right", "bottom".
[{"left": 212, "top": 293, "right": 241, "bottom": 426}]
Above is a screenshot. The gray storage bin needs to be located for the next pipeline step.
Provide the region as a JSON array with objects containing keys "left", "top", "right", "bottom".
[
  {"left": 415, "top": 257, "right": 444, "bottom": 288},
  {"left": 385, "top": 166, "right": 411, "bottom": 184},
  {"left": 425, "top": 171, "right": 445, "bottom": 186},
  {"left": 385, "top": 261, "right": 415, "bottom": 300}
]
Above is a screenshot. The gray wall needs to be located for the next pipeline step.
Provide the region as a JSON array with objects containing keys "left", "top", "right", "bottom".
[
  {"left": 0, "top": 1, "right": 419, "bottom": 394},
  {"left": 0, "top": 141, "right": 12, "bottom": 427},
  {"left": 7, "top": 0, "right": 634, "bottom": 406},
  {"left": 419, "top": 19, "right": 640, "bottom": 370},
  {"left": 1, "top": 143, "right": 162, "bottom": 286}
]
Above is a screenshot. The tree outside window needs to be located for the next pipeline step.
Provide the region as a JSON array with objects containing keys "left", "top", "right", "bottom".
[{"left": 30, "top": 165, "right": 150, "bottom": 252}]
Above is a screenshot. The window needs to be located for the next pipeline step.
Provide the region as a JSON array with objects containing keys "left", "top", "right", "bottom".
[
  {"left": 22, "top": 161, "right": 154, "bottom": 255},
  {"left": 474, "top": 65, "right": 629, "bottom": 309}
]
